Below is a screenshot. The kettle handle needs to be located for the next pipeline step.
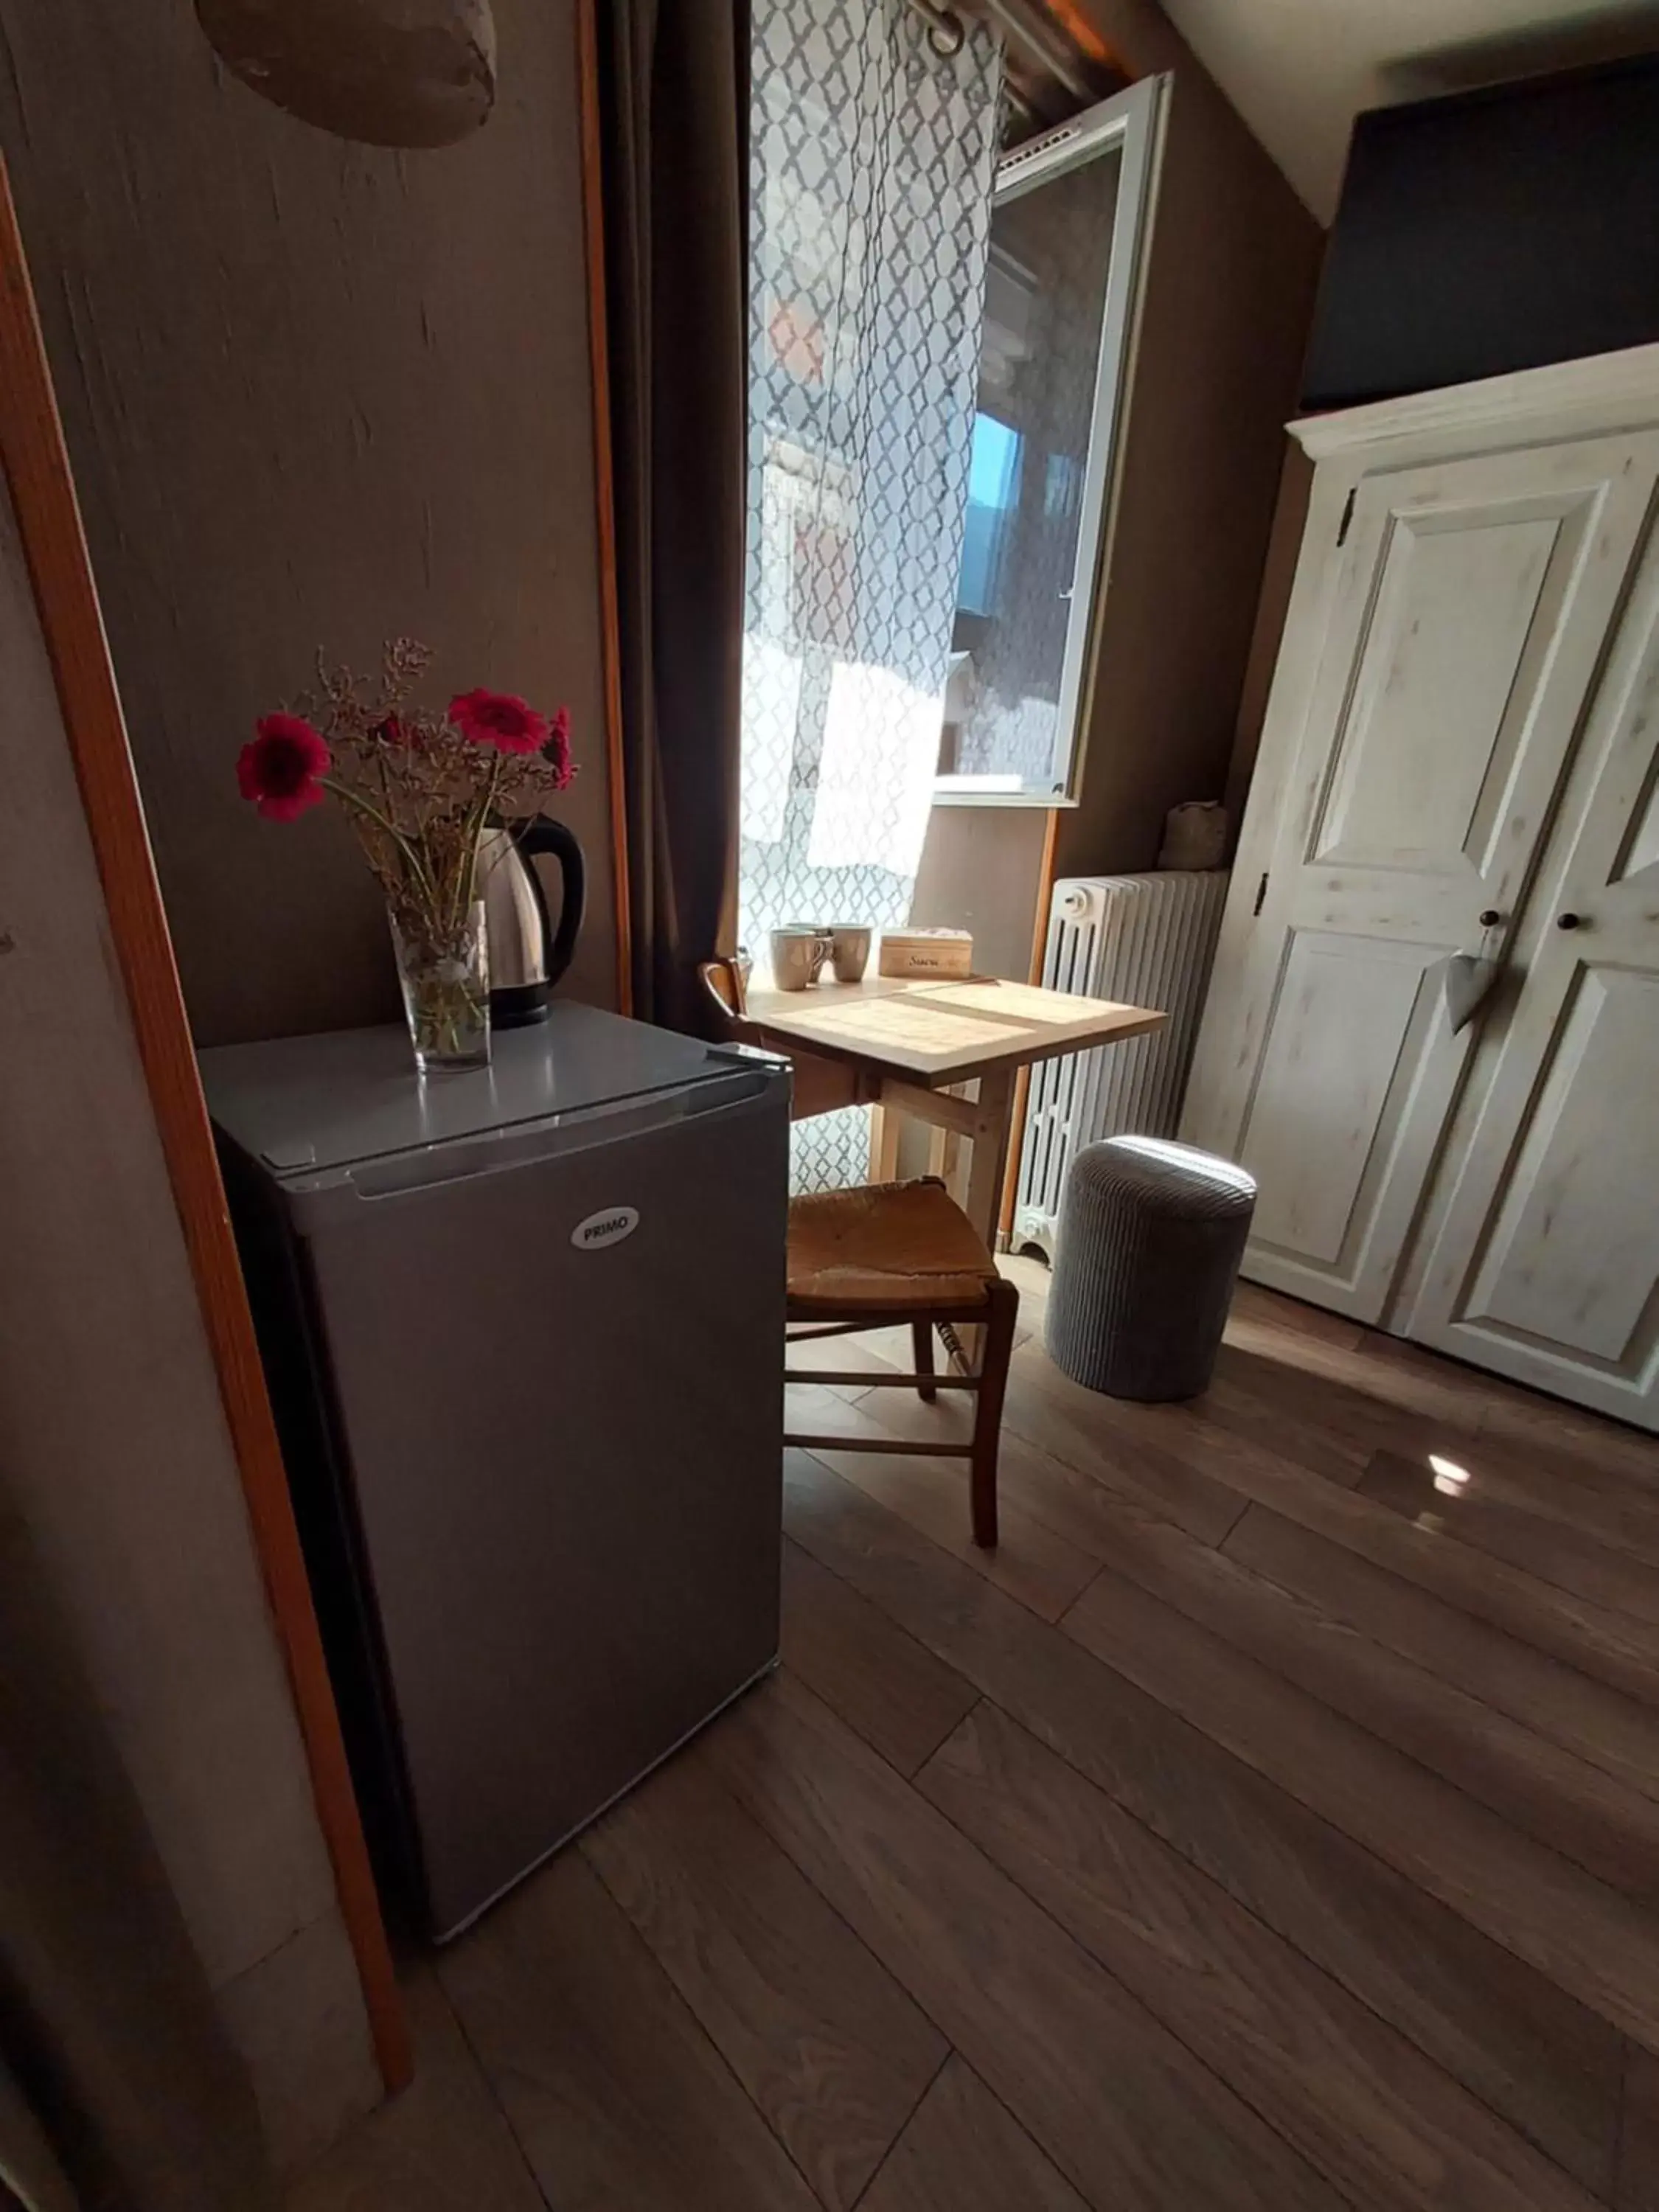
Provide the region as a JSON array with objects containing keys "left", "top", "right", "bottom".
[{"left": 510, "top": 816, "right": 586, "bottom": 990}]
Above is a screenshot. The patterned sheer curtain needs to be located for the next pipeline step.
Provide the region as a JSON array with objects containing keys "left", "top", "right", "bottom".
[{"left": 741, "top": 0, "right": 1004, "bottom": 1189}]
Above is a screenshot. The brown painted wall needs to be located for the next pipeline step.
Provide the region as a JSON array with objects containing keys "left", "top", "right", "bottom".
[
  {"left": 0, "top": 467, "right": 378, "bottom": 2172},
  {"left": 1224, "top": 442, "right": 1314, "bottom": 832},
  {"left": 1056, "top": 6, "right": 1324, "bottom": 878},
  {"left": 910, "top": 803, "right": 1051, "bottom": 982},
  {"left": 0, "top": 0, "right": 615, "bottom": 1046}
]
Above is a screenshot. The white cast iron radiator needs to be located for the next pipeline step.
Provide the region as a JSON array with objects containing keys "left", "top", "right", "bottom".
[{"left": 1012, "top": 872, "right": 1229, "bottom": 1259}]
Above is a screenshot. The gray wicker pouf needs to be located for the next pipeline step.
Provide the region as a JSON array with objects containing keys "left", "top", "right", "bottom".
[{"left": 1046, "top": 1136, "right": 1257, "bottom": 1401}]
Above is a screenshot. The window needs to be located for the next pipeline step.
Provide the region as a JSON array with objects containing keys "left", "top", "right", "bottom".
[
  {"left": 936, "top": 76, "right": 1166, "bottom": 805},
  {"left": 958, "top": 412, "right": 1023, "bottom": 618}
]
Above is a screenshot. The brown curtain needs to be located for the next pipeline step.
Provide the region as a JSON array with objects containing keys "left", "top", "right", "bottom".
[
  {"left": 0, "top": 1501, "right": 274, "bottom": 2212},
  {"left": 595, "top": 0, "right": 751, "bottom": 1032},
  {"left": 0, "top": 2059, "right": 76, "bottom": 2212}
]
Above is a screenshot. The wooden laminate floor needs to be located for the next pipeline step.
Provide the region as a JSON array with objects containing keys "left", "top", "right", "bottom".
[{"left": 289, "top": 1260, "right": 1659, "bottom": 2212}]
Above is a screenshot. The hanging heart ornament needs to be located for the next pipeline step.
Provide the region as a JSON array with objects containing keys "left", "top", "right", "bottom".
[{"left": 1443, "top": 952, "right": 1499, "bottom": 1036}]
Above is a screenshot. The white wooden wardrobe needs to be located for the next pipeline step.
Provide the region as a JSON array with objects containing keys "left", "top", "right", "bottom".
[{"left": 1183, "top": 344, "right": 1659, "bottom": 1432}]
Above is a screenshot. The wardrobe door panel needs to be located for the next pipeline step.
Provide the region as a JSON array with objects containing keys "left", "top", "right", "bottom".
[
  {"left": 1187, "top": 428, "right": 1659, "bottom": 1321},
  {"left": 1243, "top": 933, "right": 1442, "bottom": 1271},
  {"left": 1310, "top": 509, "right": 1560, "bottom": 880},
  {"left": 1406, "top": 526, "right": 1659, "bottom": 1429}
]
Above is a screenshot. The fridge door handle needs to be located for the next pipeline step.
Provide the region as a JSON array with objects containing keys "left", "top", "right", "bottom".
[{"left": 283, "top": 1068, "right": 785, "bottom": 1225}]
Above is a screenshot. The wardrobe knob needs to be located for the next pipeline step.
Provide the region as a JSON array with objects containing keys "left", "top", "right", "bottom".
[
  {"left": 1557, "top": 911, "right": 1582, "bottom": 931},
  {"left": 1478, "top": 909, "right": 1502, "bottom": 928}
]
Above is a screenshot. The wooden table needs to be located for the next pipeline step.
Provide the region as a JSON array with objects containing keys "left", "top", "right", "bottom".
[{"left": 743, "top": 972, "right": 1166, "bottom": 1245}]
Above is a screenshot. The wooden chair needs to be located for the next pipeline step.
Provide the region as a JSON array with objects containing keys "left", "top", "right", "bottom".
[
  {"left": 698, "top": 956, "right": 874, "bottom": 1120},
  {"left": 698, "top": 959, "right": 1018, "bottom": 1548}
]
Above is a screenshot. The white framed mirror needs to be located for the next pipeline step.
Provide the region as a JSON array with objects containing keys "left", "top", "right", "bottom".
[{"left": 935, "top": 73, "right": 1168, "bottom": 804}]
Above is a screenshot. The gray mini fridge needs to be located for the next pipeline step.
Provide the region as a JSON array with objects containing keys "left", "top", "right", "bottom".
[{"left": 202, "top": 1005, "right": 790, "bottom": 1941}]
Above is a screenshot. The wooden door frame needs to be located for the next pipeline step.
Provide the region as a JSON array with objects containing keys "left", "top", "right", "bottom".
[
  {"left": 996, "top": 805, "right": 1061, "bottom": 1244},
  {"left": 0, "top": 155, "right": 410, "bottom": 2093},
  {"left": 574, "top": 0, "right": 635, "bottom": 1017}
]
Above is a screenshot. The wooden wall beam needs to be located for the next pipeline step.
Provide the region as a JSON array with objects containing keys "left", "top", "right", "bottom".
[{"left": 574, "top": 0, "right": 634, "bottom": 1018}]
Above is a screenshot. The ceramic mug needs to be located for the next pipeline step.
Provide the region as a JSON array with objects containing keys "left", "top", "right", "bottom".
[
  {"left": 770, "top": 926, "right": 832, "bottom": 991},
  {"left": 827, "top": 925, "right": 872, "bottom": 984}
]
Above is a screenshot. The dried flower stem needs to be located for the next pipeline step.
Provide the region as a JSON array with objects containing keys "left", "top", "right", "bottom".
[{"left": 286, "top": 639, "right": 573, "bottom": 956}]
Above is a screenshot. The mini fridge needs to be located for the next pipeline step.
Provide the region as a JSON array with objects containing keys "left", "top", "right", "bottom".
[{"left": 202, "top": 1005, "right": 790, "bottom": 1941}]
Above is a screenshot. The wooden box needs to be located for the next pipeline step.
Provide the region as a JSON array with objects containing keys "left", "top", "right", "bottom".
[{"left": 877, "top": 928, "right": 974, "bottom": 981}]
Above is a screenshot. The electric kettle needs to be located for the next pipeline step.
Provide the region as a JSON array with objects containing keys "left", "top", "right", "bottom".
[{"left": 477, "top": 818, "right": 585, "bottom": 1026}]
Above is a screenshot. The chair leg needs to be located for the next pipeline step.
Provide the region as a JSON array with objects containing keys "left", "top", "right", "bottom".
[
  {"left": 969, "top": 1278, "right": 1019, "bottom": 1549},
  {"left": 911, "top": 1320, "right": 937, "bottom": 1403}
]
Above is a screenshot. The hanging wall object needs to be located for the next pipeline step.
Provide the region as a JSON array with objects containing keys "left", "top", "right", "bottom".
[
  {"left": 196, "top": 0, "right": 497, "bottom": 148},
  {"left": 1442, "top": 951, "right": 1500, "bottom": 1037}
]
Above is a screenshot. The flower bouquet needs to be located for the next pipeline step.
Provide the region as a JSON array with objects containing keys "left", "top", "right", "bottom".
[{"left": 237, "top": 639, "right": 573, "bottom": 1070}]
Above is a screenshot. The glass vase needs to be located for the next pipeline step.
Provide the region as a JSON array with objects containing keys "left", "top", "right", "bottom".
[{"left": 389, "top": 900, "right": 490, "bottom": 1072}]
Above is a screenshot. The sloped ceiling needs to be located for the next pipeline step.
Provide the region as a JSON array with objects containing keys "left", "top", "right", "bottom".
[{"left": 1155, "top": 0, "right": 1659, "bottom": 220}]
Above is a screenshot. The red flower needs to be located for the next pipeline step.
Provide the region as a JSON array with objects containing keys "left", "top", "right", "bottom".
[
  {"left": 237, "top": 714, "right": 331, "bottom": 821},
  {"left": 543, "top": 704, "right": 573, "bottom": 787},
  {"left": 372, "top": 713, "right": 411, "bottom": 746},
  {"left": 449, "top": 688, "right": 549, "bottom": 756}
]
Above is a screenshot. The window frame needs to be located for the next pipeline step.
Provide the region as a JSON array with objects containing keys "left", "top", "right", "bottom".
[{"left": 934, "top": 72, "right": 1169, "bottom": 807}]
